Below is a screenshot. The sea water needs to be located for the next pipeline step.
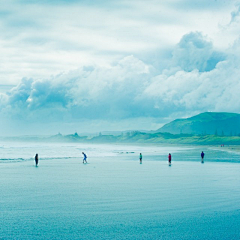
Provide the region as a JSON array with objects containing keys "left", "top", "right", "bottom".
[
  {"left": 1, "top": 142, "right": 240, "bottom": 239},
  {"left": 0, "top": 141, "right": 239, "bottom": 163}
]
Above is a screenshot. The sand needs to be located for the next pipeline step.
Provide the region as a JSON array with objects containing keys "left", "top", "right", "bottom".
[{"left": 1, "top": 151, "right": 240, "bottom": 239}]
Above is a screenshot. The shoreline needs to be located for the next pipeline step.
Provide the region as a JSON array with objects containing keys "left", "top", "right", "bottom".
[
  {"left": 212, "top": 144, "right": 240, "bottom": 153},
  {"left": 0, "top": 142, "right": 240, "bottom": 165}
]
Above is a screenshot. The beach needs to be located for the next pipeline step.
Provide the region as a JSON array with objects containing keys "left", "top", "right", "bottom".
[{"left": 1, "top": 142, "right": 240, "bottom": 239}]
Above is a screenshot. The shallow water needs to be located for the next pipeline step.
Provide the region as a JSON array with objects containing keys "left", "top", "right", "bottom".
[
  {"left": 1, "top": 142, "right": 240, "bottom": 239},
  {"left": 0, "top": 141, "right": 239, "bottom": 163}
]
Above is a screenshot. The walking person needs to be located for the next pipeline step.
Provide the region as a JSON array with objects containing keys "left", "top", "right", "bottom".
[
  {"left": 139, "top": 153, "right": 142, "bottom": 164},
  {"left": 201, "top": 151, "right": 205, "bottom": 163},
  {"left": 168, "top": 153, "right": 171, "bottom": 166},
  {"left": 35, "top": 153, "right": 39, "bottom": 166},
  {"left": 82, "top": 152, "right": 87, "bottom": 163}
]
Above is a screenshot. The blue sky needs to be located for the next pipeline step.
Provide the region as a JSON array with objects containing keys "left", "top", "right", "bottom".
[{"left": 0, "top": 0, "right": 240, "bottom": 135}]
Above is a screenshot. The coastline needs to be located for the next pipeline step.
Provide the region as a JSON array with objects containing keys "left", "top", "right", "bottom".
[
  {"left": 212, "top": 144, "right": 240, "bottom": 153},
  {"left": 1, "top": 132, "right": 240, "bottom": 146}
]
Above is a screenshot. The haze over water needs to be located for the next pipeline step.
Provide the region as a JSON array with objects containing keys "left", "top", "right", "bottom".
[{"left": 1, "top": 143, "right": 240, "bottom": 239}]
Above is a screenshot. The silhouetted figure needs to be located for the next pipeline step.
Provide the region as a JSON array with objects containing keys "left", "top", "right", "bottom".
[
  {"left": 201, "top": 151, "right": 205, "bottom": 163},
  {"left": 168, "top": 153, "right": 171, "bottom": 166},
  {"left": 139, "top": 153, "right": 142, "bottom": 164},
  {"left": 35, "top": 153, "right": 38, "bottom": 166},
  {"left": 82, "top": 152, "right": 87, "bottom": 163}
]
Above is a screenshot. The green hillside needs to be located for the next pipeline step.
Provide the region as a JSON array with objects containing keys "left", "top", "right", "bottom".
[
  {"left": 157, "top": 112, "right": 240, "bottom": 136},
  {"left": 3, "top": 112, "right": 240, "bottom": 145}
]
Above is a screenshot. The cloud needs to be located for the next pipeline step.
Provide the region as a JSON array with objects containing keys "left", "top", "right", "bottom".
[
  {"left": 142, "top": 39, "right": 240, "bottom": 117},
  {"left": 170, "top": 0, "right": 236, "bottom": 11},
  {"left": 0, "top": 0, "right": 237, "bottom": 85},
  {"left": 230, "top": 4, "right": 240, "bottom": 24},
  {"left": 0, "top": 0, "right": 240, "bottom": 134},
  {"left": 1, "top": 56, "right": 153, "bottom": 123},
  {"left": 172, "top": 32, "right": 225, "bottom": 72},
  {"left": 1, "top": 32, "right": 239, "bottom": 133}
]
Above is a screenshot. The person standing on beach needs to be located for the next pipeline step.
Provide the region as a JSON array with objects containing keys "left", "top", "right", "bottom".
[
  {"left": 139, "top": 153, "right": 142, "bottom": 164},
  {"left": 82, "top": 152, "right": 87, "bottom": 163},
  {"left": 168, "top": 153, "right": 171, "bottom": 165},
  {"left": 201, "top": 151, "right": 205, "bottom": 163},
  {"left": 35, "top": 153, "right": 38, "bottom": 166}
]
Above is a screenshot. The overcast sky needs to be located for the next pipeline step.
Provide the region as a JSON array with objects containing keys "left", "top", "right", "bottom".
[{"left": 0, "top": 0, "right": 240, "bottom": 135}]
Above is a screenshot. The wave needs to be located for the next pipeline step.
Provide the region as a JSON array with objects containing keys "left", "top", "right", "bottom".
[
  {"left": 40, "top": 157, "right": 75, "bottom": 160},
  {"left": 0, "top": 158, "right": 25, "bottom": 161},
  {"left": 0, "top": 156, "right": 76, "bottom": 162}
]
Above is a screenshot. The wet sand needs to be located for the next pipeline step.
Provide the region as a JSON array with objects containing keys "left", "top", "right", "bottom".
[{"left": 1, "top": 156, "right": 240, "bottom": 239}]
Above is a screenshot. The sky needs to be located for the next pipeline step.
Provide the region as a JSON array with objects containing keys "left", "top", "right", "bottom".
[{"left": 0, "top": 0, "right": 240, "bottom": 135}]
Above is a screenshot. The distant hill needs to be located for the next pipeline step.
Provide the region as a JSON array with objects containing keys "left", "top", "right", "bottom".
[
  {"left": 157, "top": 112, "right": 240, "bottom": 136},
  {"left": 2, "top": 112, "right": 240, "bottom": 145}
]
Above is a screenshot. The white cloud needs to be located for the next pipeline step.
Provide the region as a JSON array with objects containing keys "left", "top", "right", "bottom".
[
  {"left": 1, "top": 56, "right": 152, "bottom": 121},
  {"left": 142, "top": 40, "right": 240, "bottom": 116},
  {"left": 0, "top": 1, "right": 240, "bottom": 134},
  {"left": 0, "top": 0, "right": 238, "bottom": 84},
  {"left": 1, "top": 34, "right": 240, "bottom": 134}
]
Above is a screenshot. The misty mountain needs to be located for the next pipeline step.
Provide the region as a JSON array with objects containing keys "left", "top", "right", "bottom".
[{"left": 157, "top": 112, "right": 240, "bottom": 136}]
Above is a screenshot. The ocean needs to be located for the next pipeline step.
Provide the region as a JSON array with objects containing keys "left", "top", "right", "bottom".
[{"left": 1, "top": 142, "right": 240, "bottom": 239}]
